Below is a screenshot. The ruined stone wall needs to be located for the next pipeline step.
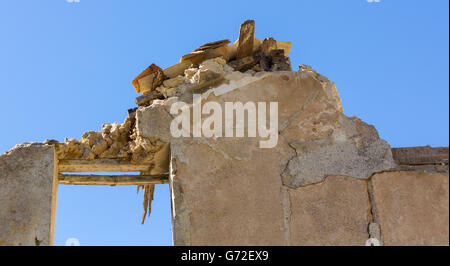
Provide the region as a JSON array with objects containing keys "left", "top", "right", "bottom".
[
  {"left": 0, "top": 66, "right": 447, "bottom": 246},
  {"left": 1, "top": 19, "right": 447, "bottom": 246},
  {"left": 370, "top": 171, "right": 448, "bottom": 245},
  {"left": 0, "top": 143, "right": 57, "bottom": 246},
  {"left": 136, "top": 66, "right": 449, "bottom": 246}
]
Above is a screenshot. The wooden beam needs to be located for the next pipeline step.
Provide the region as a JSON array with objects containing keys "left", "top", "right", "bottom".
[
  {"left": 237, "top": 20, "right": 255, "bottom": 60},
  {"left": 261, "top": 37, "right": 277, "bottom": 54},
  {"left": 391, "top": 146, "right": 449, "bottom": 165},
  {"left": 135, "top": 91, "right": 163, "bottom": 106},
  {"left": 58, "top": 159, "right": 151, "bottom": 172},
  {"left": 58, "top": 174, "right": 169, "bottom": 186}
]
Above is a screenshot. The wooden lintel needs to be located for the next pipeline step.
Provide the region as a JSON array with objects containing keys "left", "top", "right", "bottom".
[
  {"left": 391, "top": 146, "right": 449, "bottom": 165},
  {"left": 58, "top": 159, "right": 151, "bottom": 172},
  {"left": 58, "top": 174, "right": 169, "bottom": 186}
]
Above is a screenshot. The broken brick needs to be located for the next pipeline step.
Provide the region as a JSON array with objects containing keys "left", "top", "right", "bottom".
[{"left": 131, "top": 64, "right": 166, "bottom": 93}]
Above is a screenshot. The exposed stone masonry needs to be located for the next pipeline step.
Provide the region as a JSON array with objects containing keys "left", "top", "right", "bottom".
[{"left": 0, "top": 20, "right": 448, "bottom": 246}]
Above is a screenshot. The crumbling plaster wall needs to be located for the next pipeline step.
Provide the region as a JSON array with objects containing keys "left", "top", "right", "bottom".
[
  {"left": 0, "top": 65, "right": 447, "bottom": 246},
  {"left": 134, "top": 65, "right": 450, "bottom": 246},
  {"left": 53, "top": 112, "right": 168, "bottom": 174},
  {"left": 0, "top": 143, "right": 57, "bottom": 246}
]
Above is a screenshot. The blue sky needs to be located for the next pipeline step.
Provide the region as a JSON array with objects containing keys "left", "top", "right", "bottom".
[{"left": 0, "top": 0, "right": 448, "bottom": 245}]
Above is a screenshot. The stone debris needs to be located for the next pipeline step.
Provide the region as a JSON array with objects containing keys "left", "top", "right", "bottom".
[
  {"left": 54, "top": 110, "right": 167, "bottom": 167},
  {"left": 163, "top": 75, "right": 185, "bottom": 88},
  {"left": 227, "top": 56, "right": 258, "bottom": 72},
  {"left": 299, "top": 64, "right": 313, "bottom": 72},
  {"left": 163, "top": 60, "right": 193, "bottom": 79},
  {"left": 131, "top": 20, "right": 292, "bottom": 106},
  {"left": 131, "top": 64, "right": 166, "bottom": 94},
  {"left": 253, "top": 49, "right": 292, "bottom": 72},
  {"left": 236, "top": 20, "right": 255, "bottom": 60},
  {"left": 180, "top": 39, "right": 231, "bottom": 64},
  {"left": 135, "top": 91, "right": 163, "bottom": 106},
  {"left": 269, "top": 49, "right": 292, "bottom": 71},
  {"left": 51, "top": 107, "right": 170, "bottom": 224},
  {"left": 261, "top": 37, "right": 277, "bottom": 54}
]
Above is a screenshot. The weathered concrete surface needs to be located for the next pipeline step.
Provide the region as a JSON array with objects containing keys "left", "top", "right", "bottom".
[
  {"left": 280, "top": 71, "right": 396, "bottom": 187},
  {"left": 372, "top": 171, "right": 449, "bottom": 246},
  {"left": 288, "top": 176, "right": 370, "bottom": 246},
  {"left": 0, "top": 143, "right": 57, "bottom": 246},
  {"left": 169, "top": 137, "right": 292, "bottom": 245},
  {"left": 137, "top": 65, "right": 396, "bottom": 245}
]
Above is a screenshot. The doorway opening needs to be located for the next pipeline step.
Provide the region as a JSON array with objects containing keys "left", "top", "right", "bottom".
[{"left": 54, "top": 167, "right": 172, "bottom": 245}]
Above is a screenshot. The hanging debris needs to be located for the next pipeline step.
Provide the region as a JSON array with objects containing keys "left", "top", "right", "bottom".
[{"left": 137, "top": 184, "right": 155, "bottom": 224}]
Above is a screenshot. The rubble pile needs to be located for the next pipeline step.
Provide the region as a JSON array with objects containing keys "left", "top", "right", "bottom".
[
  {"left": 132, "top": 20, "right": 293, "bottom": 106},
  {"left": 53, "top": 109, "right": 166, "bottom": 165}
]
